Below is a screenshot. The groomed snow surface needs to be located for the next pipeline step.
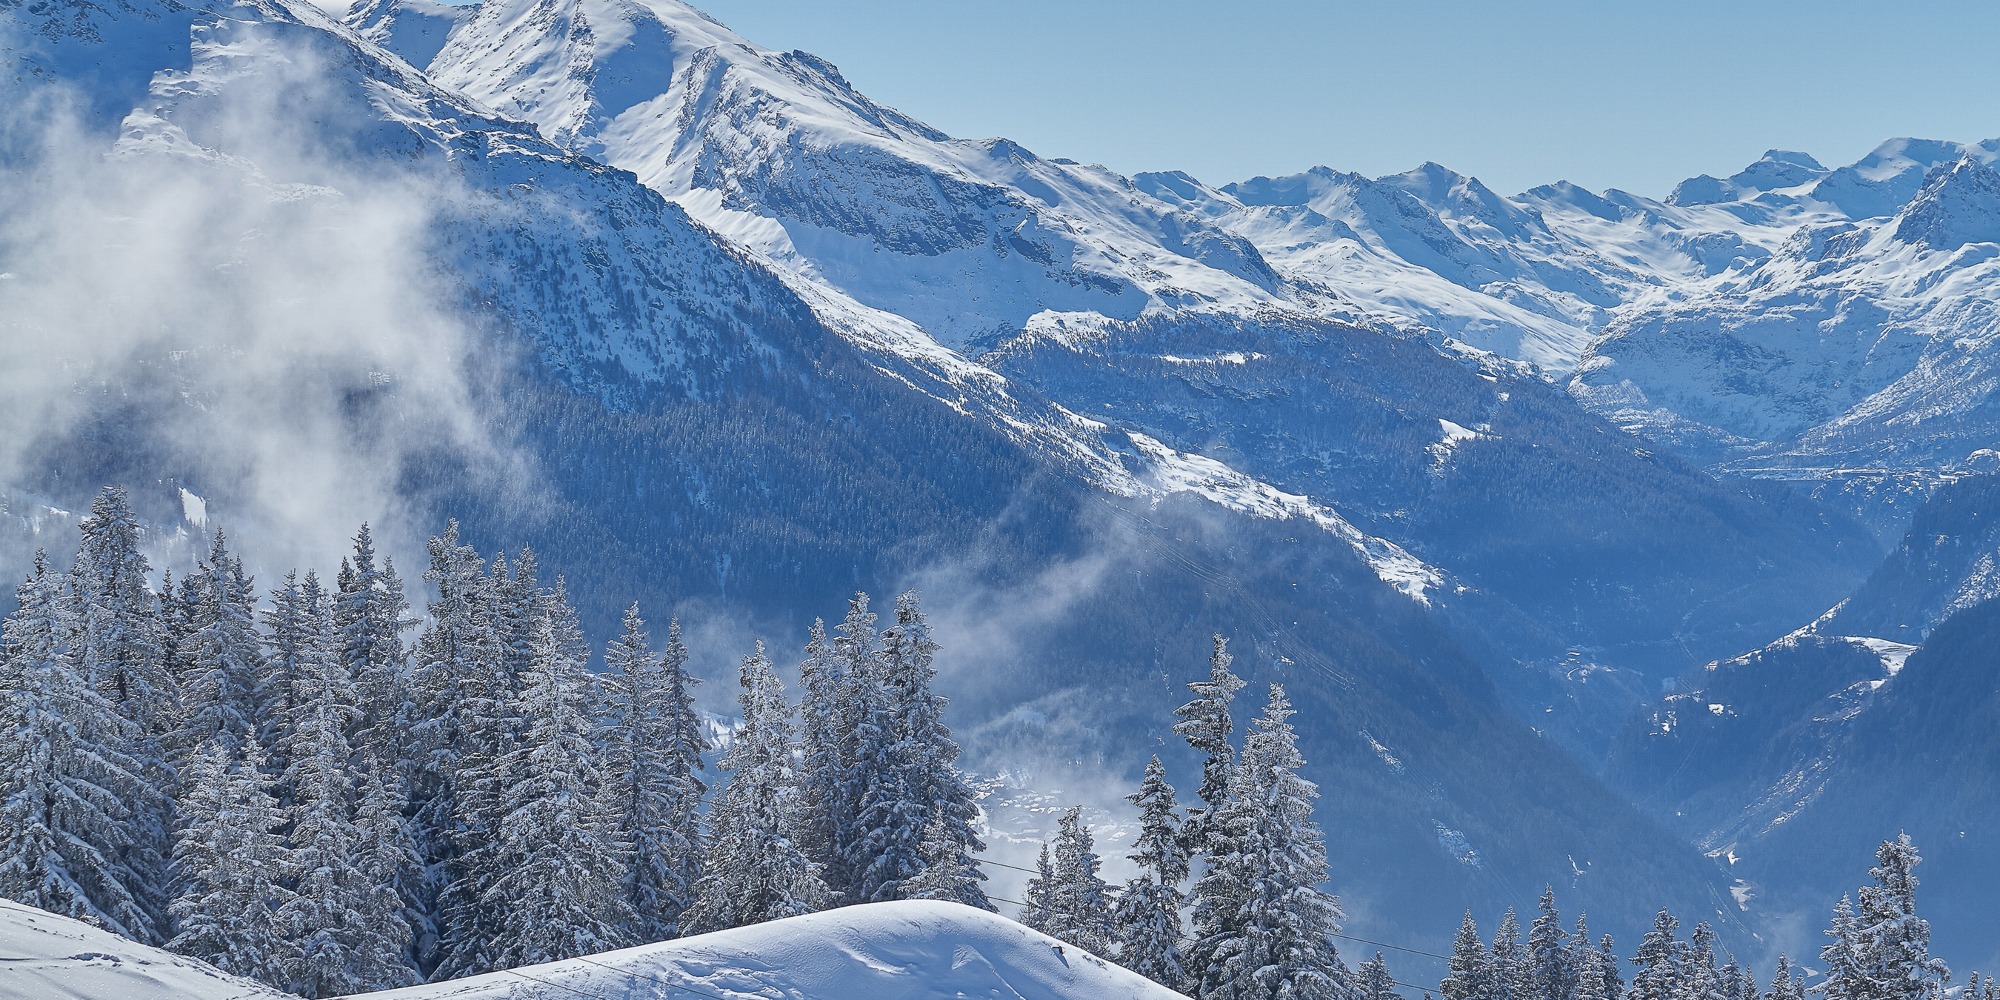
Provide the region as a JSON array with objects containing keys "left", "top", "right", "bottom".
[{"left": 0, "top": 899, "right": 1180, "bottom": 1000}]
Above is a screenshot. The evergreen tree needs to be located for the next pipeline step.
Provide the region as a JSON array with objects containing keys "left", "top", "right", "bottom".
[
  {"left": 479, "top": 583, "right": 635, "bottom": 970},
  {"left": 1824, "top": 836, "right": 1949, "bottom": 1000},
  {"left": 1766, "top": 957, "right": 1802, "bottom": 1000},
  {"left": 1115, "top": 756, "right": 1190, "bottom": 992},
  {"left": 1195, "top": 685, "right": 1345, "bottom": 1000},
  {"left": 276, "top": 576, "right": 416, "bottom": 997},
  {"left": 1718, "top": 961, "right": 1750, "bottom": 1000},
  {"left": 794, "top": 618, "right": 845, "bottom": 885},
  {"left": 1568, "top": 917, "right": 1612, "bottom": 1000},
  {"left": 0, "top": 553, "right": 155, "bottom": 940},
  {"left": 1530, "top": 888, "right": 1574, "bottom": 1000},
  {"left": 848, "top": 592, "right": 987, "bottom": 906},
  {"left": 1821, "top": 896, "right": 1865, "bottom": 1000},
  {"left": 167, "top": 738, "right": 294, "bottom": 986},
  {"left": 656, "top": 618, "right": 708, "bottom": 929},
  {"left": 1360, "top": 953, "right": 1399, "bottom": 1000},
  {"left": 1443, "top": 913, "right": 1492, "bottom": 1000},
  {"left": 348, "top": 767, "right": 421, "bottom": 990},
  {"left": 1040, "top": 806, "right": 1115, "bottom": 955},
  {"left": 902, "top": 812, "right": 990, "bottom": 910},
  {"left": 1682, "top": 923, "right": 1723, "bottom": 1000},
  {"left": 683, "top": 642, "right": 828, "bottom": 933},
  {"left": 1597, "top": 936, "right": 1624, "bottom": 1000},
  {"left": 336, "top": 524, "right": 414, "bottom": 780},
  {"left": 70, "top": 485, "right": 176, "bottom": 939},
  {"left": 1493, "top": 910, "right": 1532, "bottom": 1000},
  {"left": 602, "top": 604, "right": 707, "bottom": 942},
  {"left": 1628, "top": 909, "right": 1681, "bottom": 1000},
  {"left": 260, "top": 573, "right": 315, "bottom": 786},
  {"left": 178, "top": 529, "right": 264, "bottom": 759},
  {"left": 407, "top": 522, "right": 491, "bottom": 976},
  {"left": 1021, "top": 843, "right": 1054, "bottom": 933},
  {"left": 1173, "top": 634, "right": 1244, "bottom": 843}
]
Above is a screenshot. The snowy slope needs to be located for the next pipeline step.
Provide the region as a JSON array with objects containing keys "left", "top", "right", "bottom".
[
  {"left": 1574, "top": 152, "right": 2000, "bottom": 531},
  {"left": 423, "top": 0, "right": 1313, "bottom": 352},
  {"left": 366, "top": 902, "right": 1178, "bottom": 1000},
  {"left": 0, "top": 898, "right": 289, "bottom": 999}
]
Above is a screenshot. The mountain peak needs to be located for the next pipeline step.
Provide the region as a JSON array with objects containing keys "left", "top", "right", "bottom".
[
  {"left": 1667, "top": 149, "right": 1829, "bottom": 207},
  {"left": 1892, "top": 156, "right": 2000, "bottom": 249},
  {"left": 1760, "top": 149, "right": 1826, "bottom": 171}
]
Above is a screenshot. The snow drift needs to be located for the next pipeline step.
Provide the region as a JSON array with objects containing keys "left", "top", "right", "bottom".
[
  {"left": 0, "top": 898, "right": 1182, "bottom": 1000},
  {"left": 366, "top": 901, "right": 1181, "bottom": 1000}
]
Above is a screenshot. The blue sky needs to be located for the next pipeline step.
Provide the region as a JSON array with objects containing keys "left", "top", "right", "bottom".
[{"left": 694, "top": 0, "right": 2000, "bottom": 198}]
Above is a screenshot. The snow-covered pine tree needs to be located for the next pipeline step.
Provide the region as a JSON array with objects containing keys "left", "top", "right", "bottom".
[
  {"left": 70, "top": 485, "right": 176, "bottom": 939},
  {"left": 336, "top": 524, "right": 415, "bottom": 780},
  {"left": 602, "top": 604, "right": 707, "bottom": 942},
  {"left": 1021, "top": 843, "right": 1055, "bottom": 934},
  {"left": 1442, "top": 913, "right": 1491, "bottom": 1000},
  {"left": 1493, "top": 909, "right": 1532, "bottom": 1000},
  {"left": 72, "top": 487, "right": 175, "bottom": 735},
  {"left": 683, "top": 641, "right": 828, "bottom": 934},
  {"left": 1173, "top": 634, "right": 1244, "bottom": 844},
  {"left": 478, "top": 581, "right": 634, "bottom": 970},
  {"left": 902, "top": 812, "right": 990, "bottom": 909},
  {"left": 1567, "top": 916, "right": 1607, "bottom": 1000},
  {"left": 1530, "top": 888, "right": 1573, "bottom": 1000},
  {"left": 1360, "top": 953, "right": 1399, "bottom": 1000},
  {"left": 829, "top": 593, "right": 884, "bottom": 903},
  {"left": 795, "top": 618, "right": 845, "bottom": 885},
  {"left": 158, "top": 567, "right": 193, "bottom": 717},
  {"left": 1114, "top": 755, "right": 1190, "bottom": 993},
  {"left": 1718, "top": 961, "right": 1750, "bottom": 1000},
  {"left": 849, "top": 592, "right": 988, "bottom": 906},
  {"left": 276, "top": 572, "right": 416, "bottom": 997},
  {"left": 1628, "top": 909, "right": 1682, "bottom": 1000},
  {"left": 1596, "top": 935, "right": 1623, "bottom": 1000},
  {"left": 657, "top": 618, "right": 709, "bottom": 930},
  {"left": 349, "top": 768, "right": 421, "bottom": 990},
  {"left": 1766, "top": 957, "right": 1802, "bottom": 1000},
  {"left": 406, "top": 521, "right": 488, "bottom": 975},
  {"left": 167, "top": 738, "right": 295, "bottom": 986},
  {"left": 0, "top": 552, "right": 156, "bottom": 940},
  {"left": 433, "top": 546, "right": 544, "bottom": 978},
  {"left": 275, "top": 568, "right": 357, "bottom": 995},
  {"left": 1823, "top": 835, "right": 1949, "bottom": 1000},
  {"left": 260, "top": 573, "right": 315, "bottom": 786},
  {"left": 1196, "top": 685, "right": 1346, "bottom": 1000},
  {"left": 1040, "top": 806, "right": 1115, "bottom": 956},
  {"left": 1682, "top": 922, "right": 1723, "bottom": 1000},
  {"left": 178, "top": 529, "right": 264, "bottom": 761},
  {"left": 1820, "top": 896, "right": 1865, "bottom": 1000}
]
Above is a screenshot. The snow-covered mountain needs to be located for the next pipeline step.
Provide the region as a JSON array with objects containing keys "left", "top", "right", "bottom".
[
  {"left": 1, "top": 0, "right": 1772, "bottom": 958},
  {"left": 423, "top": 0, "right": 1314, "bottom": 353},
  {"left": 19, "top": 0, "right": 2000, "bottom": 968},
  {"left": 1572, "top": 144, "right": 2000, "bottom": 534},
  {"left": 407, "top": 0, "right": 1878, "bottom": 719}
]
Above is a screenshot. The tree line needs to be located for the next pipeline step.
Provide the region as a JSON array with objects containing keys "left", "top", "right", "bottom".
[
  {"left": 1008, "top": 640, "right": 1971, "bottom": 1000},
  {"left": 0, "top": 486, "right": 983, "bottom": 995},
  {"left": 0, "top": 485, "right": 1977, "bottom": 1000}
]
